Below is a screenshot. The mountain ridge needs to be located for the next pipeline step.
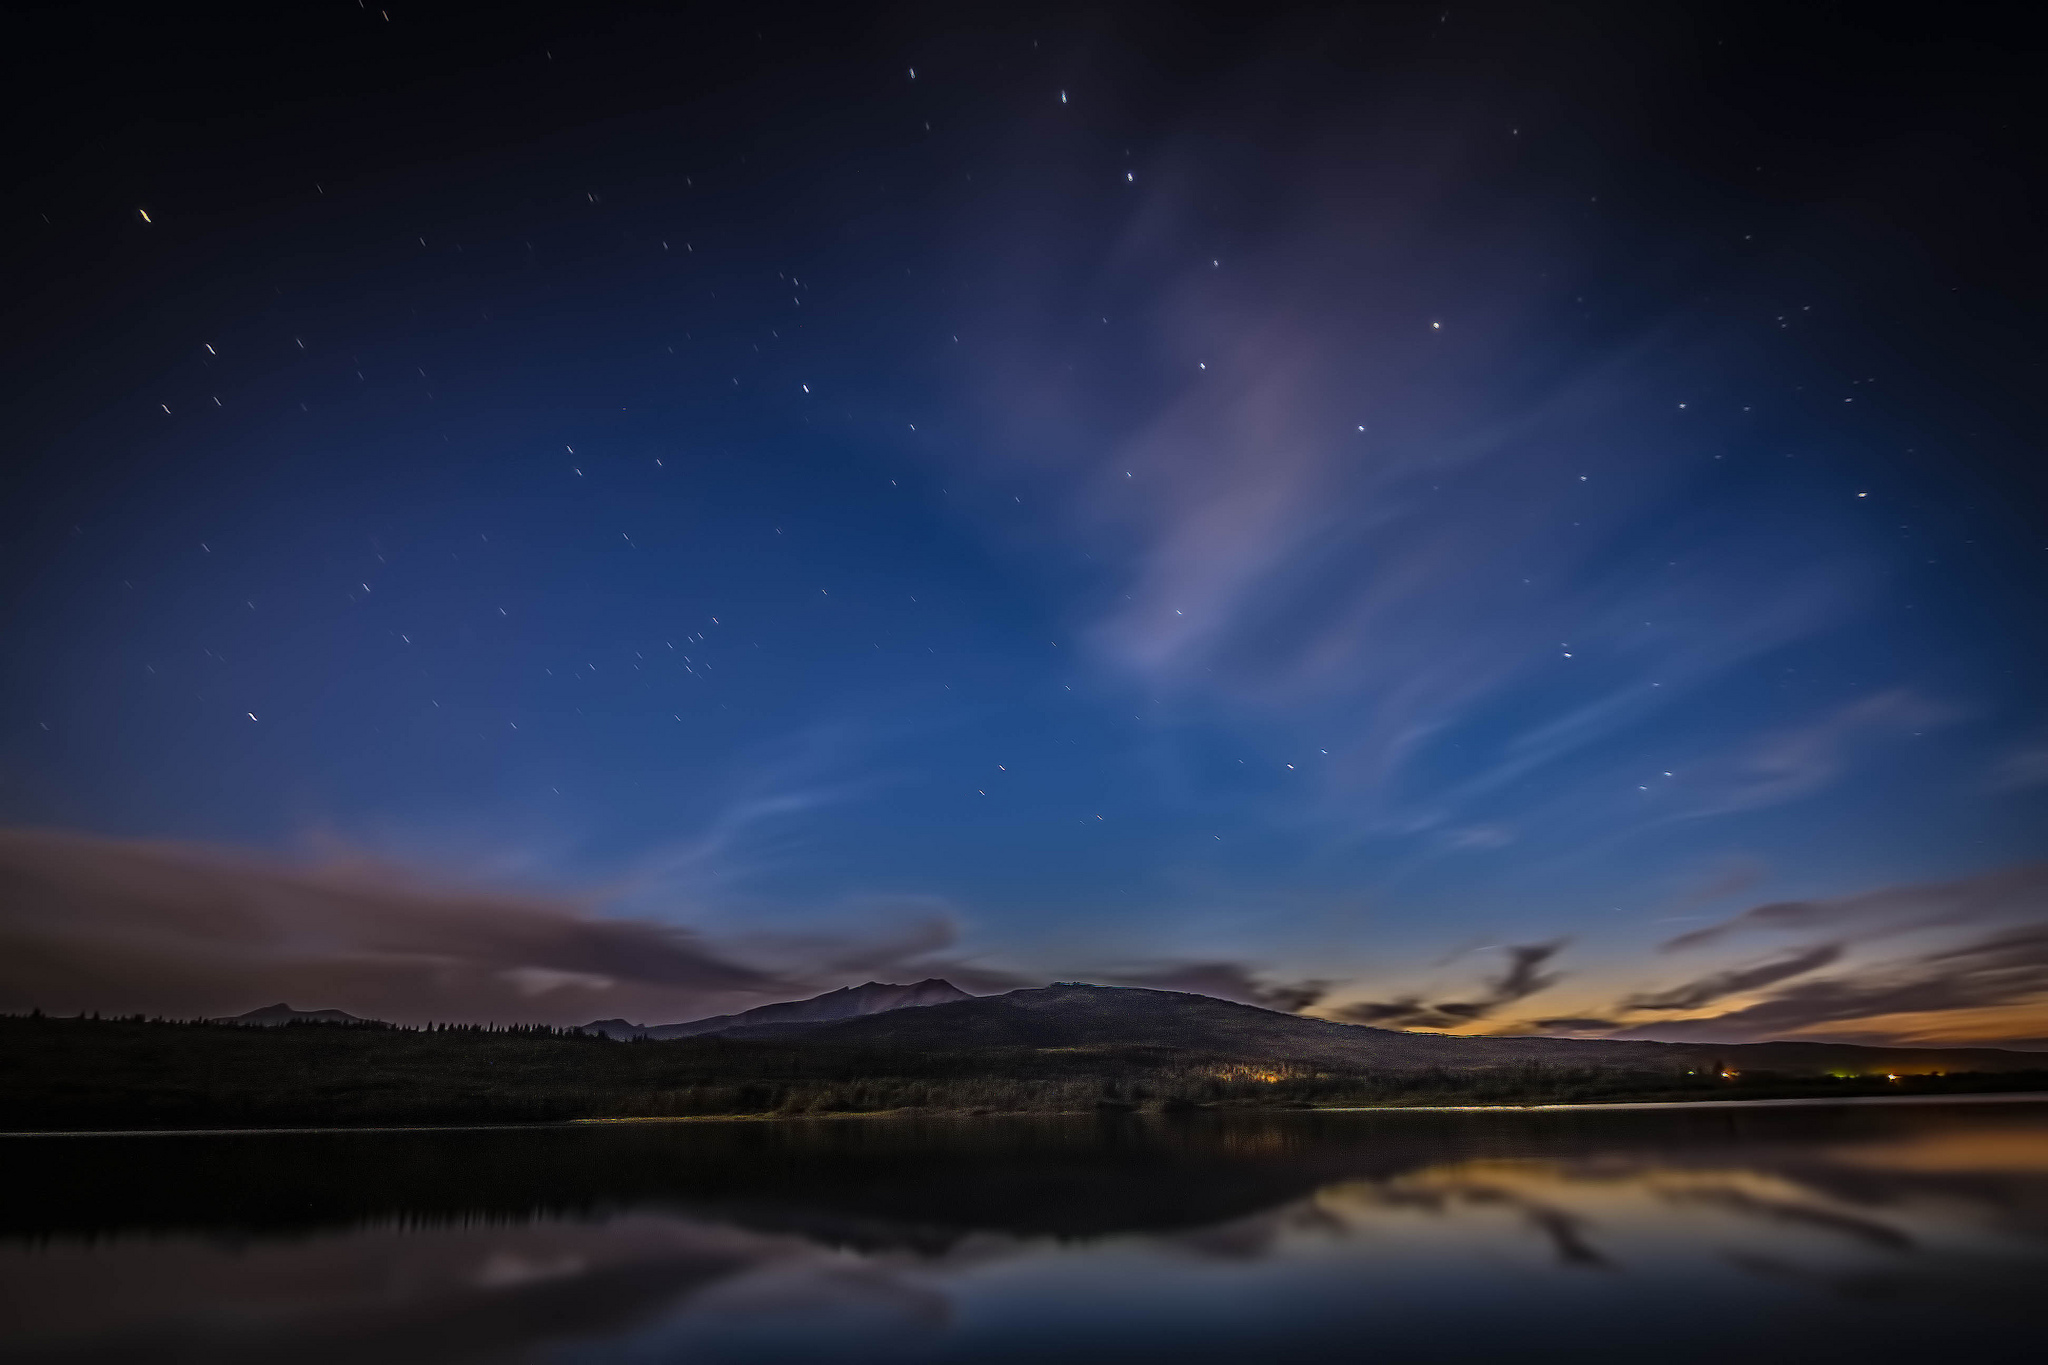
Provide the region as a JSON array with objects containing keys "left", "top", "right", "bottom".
[
  {"left": 758, "top": 983, "right": 2046, "bottom": 1073},
  {"left": 204, "top": 984, "right": 2044, "bottom": 1074},
  {"left": 212, "top": 1003, "right": 368, "bottom": 1027},
  {"left": 581, "top": 977, "right": 971, "bottom": 1041}
]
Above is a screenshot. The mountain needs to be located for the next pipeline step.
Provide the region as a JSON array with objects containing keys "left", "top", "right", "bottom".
[
  {"left": 757, "top": 983, "right": 2048, "bottom": 1074},
  {"left": 213, "top": 1003, "right": 368, "bottom": 1027},
  {"left": 581, "top": 978, "right": 973, "bottom": 1041}
]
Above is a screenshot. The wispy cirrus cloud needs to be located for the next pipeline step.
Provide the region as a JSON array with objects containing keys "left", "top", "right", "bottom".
[
  {"left": 1661, "top": 861, "right": 2048, "bottom": 951},
  {"left": 1621, "top": 943, "right": 1844, "bottom": 1012},
  {"left": 619, "top": 720, "right": 897, "bottom": 908},
  {"left": 1987, "top": 741, "right": 2048, "bottom": 793},
  {"left": 1102, "top": 961, "right": 1330, "bottom": 1013},
  {"left": 965, "top": 97, "right": 1879, "bottom": 848},
  {"left": 1670, "top": 689, "right": 1958, "bottom": 821}
]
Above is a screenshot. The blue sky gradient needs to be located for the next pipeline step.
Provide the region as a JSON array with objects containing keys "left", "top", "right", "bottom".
[{"left": 3, "top": 4, "right": 2043, "bottom": 1041}]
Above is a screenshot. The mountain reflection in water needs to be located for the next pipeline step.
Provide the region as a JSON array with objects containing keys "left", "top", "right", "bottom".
[{"left": 4, "top": 1099, "right": 2044, "bottom": 1363}]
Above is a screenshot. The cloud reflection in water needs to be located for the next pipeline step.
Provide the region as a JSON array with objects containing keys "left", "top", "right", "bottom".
[{"left": 3, "top": 1102, "right": 2045, "bottom": 1363}]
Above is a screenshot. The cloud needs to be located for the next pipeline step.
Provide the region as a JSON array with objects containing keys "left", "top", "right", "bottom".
[
  {"left": 1105, "top": 962, "right": 1329, "bottom": 1013},
  {"left": 1621, "top": 943, "right": 1844, "bottom": 1012},
  {"left": 1441, "top": 825, "right": 1516, "bottom": 851},
  {"left": 620, "top": 720, "right": 894, "bottom": 908},
  {"left": 1675, "top": 690, "right": 1957, "bottom": 820},
  {"left": 1987, "top": 743, "right": 2048, "bottom": 793},
  {"left": 1662, "top": 861, "right": 2048, "bottom": 951},
  {"left": 728, "top": 897, "right": 1034, "bottom": 997},
  {"left": 1526, "top": 1017, "right": 1625, "bottom": 1033},
  {"left": 0, "top": 827, "right": 969, "bottom": 1025},
  {"left": 960, "top": 85, "right": 1880, "bottom": 851},
  {"left": 1611, "top": 925, "right": 2048, "bottom": 1043},
  {"left": 1478, "top": 865, "right": 2048, "bottom": 1045},
  {"left": 1648, "top": 857, "right": 1770, "bottom": 925},
  {"left": 1332, "top": 941, "right": 1565, "bottom": 1029}
]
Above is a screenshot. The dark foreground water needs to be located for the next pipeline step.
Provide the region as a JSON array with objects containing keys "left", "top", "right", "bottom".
[{"left": 4, "top": 1098, "right": 2046, "bottom": 1364}]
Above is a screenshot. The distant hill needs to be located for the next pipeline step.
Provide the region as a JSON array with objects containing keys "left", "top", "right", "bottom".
[
  {"left": 177, "top": 982, "right": 2048, "bottom": 1075},
  {"left": 769, "top": 983, "right": 2048, "bottom": 1074},
  {"left": 581, "top": 978, "right": 972, "bottom": 1041},
  {"left": 212, "top": 1003, "right": 368, "bottom": 1027},
  {"left": 6, "top": 1003, "right": 2042, "bottom": 1131}
]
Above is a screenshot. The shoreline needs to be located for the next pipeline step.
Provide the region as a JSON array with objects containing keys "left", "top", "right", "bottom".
[
  {"left": 1311, "top": 1090, "right": 2048, "bottom": 1114},
  {"left": 4, "top": 1088, "right": 2043, "bottom": 1137}
]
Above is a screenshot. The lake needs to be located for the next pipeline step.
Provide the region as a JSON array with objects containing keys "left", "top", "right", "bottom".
[{"left": 4, "top": 1096, "right": 2045, "bottom": 1363}]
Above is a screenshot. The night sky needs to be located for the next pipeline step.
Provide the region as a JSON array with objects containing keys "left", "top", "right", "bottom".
[{"left": 4, "top": 3, "right": 2045, "bottom": 1045}]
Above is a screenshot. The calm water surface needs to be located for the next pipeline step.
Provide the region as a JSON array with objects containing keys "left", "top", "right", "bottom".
[{"left": 5, "top": 1098, "right": 2046, "bottom": 1363}]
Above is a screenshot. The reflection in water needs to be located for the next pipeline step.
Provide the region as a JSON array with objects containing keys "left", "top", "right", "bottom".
[{"left": 3, "top": 1100, "right": 2044, "bottom": 1363}]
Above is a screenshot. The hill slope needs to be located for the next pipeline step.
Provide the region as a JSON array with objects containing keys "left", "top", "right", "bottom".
[
  {"left": 211, "top": 1003, "right": 367, "bottom": 1027},
  {"left": 583, "top": 978, "right": 971, "bottom": 1041},
  {"left": 774, "top": 984, "right": 2046, "bottom": 1074},
  {"left": 4, "top": 1007, "right": 2042, "bottom": 1131}
]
